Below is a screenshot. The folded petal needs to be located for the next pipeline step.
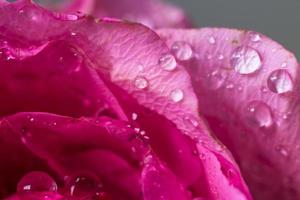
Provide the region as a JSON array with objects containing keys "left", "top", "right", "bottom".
[
  {"left": 141, "top": 154, "right": 190, "bottom": 200},
  {"left": 37, "top": 0, "right": 191, "bottom": 28},
  {"left": 0, "top": 112, "right": 146, "bottom": 199},
  {"left": 158, "top": 28, "right": 300, "bottom": 200}
]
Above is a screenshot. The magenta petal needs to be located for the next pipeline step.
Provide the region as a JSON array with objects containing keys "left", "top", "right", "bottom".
[
  {"left": 141, "top": 154, "right": 190, "bottom": 200},
  {"left": 158, "top": 28, "right": 300, "bottom": 200},
  {"left": 4, "top": 192, "right": 63, "bottom": 200},
  {"left": 1, "top": 112, "right": 146, "bottom": 199},
  {"left": 0, "top": 39, "right": 126, "bottom": 119}
]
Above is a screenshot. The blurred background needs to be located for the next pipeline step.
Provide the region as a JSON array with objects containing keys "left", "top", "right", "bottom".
[{"left": 169, "top": 0, "right": 300, "bottom": 59}]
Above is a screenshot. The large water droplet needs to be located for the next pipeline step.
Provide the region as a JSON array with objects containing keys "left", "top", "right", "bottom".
[
  {"left": 134, "top": 76, "right": 148, "bottom": 89},
  {"left": 17, "top": 171, "right": 57, "bottom": 193},
  {"left": 231, "top": 46, "right": 262, "bottom": 74},
  {"left": 66, "top": 173, "right": 103, "bottom": 198},
  {"left": 170, "top": 89, "right": 184, "bottom": 102},
  {"left": 171, "top": 41, "right": 193, "bottom": 61},
  {"left": 159, "top": 53, "right": 177, "bottom": 71},
  {"left": 267, "top": 69, "right": 293, "bottom": 94},
  {"left": 245, "top": 101, "right": 274, "bottom": 129}
]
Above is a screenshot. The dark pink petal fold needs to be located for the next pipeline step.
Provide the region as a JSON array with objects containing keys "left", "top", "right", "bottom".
[{"left": 158, "top": 28, "right": 300, "bottom": 200}]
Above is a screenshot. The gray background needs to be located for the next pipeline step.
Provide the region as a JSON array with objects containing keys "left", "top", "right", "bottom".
[{"left": 168, "top": 0, "right": 300, "bottom": 59}]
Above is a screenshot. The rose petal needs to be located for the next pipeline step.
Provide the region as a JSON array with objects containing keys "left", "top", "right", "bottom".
[
  {"left": 158, "top": 28, "right": 300, "bottom": 200},
  {"left": 141, "top": 154, "right": 190, "bottom": 200},
  {"left": 4, "top": 192, "right": 63, "bottom": 200},
  {"left": 37, "top": 0, "right": 191, "bottom": 28},
  {"left": 1, "top": 112, "right": 147, "bottom": 199},
  {"left": 0, "top": 2, "right": 251, "bottom": 199},
  {"left": 0, "top": 37, "right": 126, "bottom": 119}
]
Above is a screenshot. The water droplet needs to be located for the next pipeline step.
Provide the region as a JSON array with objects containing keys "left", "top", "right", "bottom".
[
  {"left": 171, "top": 41, "right": 193, "bottom": 61},
  {"left": 159, "top": 53, "right": 177, "bottom": 71},
  {"left": 231, "top": 46, "right": 262, "bottom": 74},
  {"left": 261, "top": 86, "right": 268, "bottom": 93},
  {"left": 275, "top": 145, "right": 288, "bottom": 157},
  {"left": 281, "top": 62, "right": 287, "bottom": 68},
  {"left": 249, "top": 33, "right": 261, "bottom": 42},
  {"left": 208, "top": 36, "right": 216, "bottom": 44},
  {"left": 134, "top": 76, "right": 148, "bottom": 89},
  {"left": 66, "top": 173, "right": 103, "bottom": 198},
  {"left": 17, "top": 171, "right": 57, "bottom": 193},
  {"left": 29, "top": 117, "right": 34, "bottom": 122},
  {"left": 137, "top": 64, "right": 144, "bottom": 72},
  {"left": 131, "top": 113, "right": 138, "bottom": 120},
  {"left": 207, "top": 54, "right": 213, "bottom": 60},
  {"left": 170, "top": 89, "right": 184, "bottom": 102},
  {"left": 226, "top": 83, "right": 235, "bottom": 89},
  {"left": 66, "top": 14, "right": 79, "bottom": 21},
  {"left": 267, "top": 69, "right": 293, "bottom": 94},
  {"left": 70, "top": 32, "right": 77, "bottom": 36},
  {"left": 183, "top": 116, "right": 199, "bottom": 129},
  {"left": 207, "top": 70, "right": 227, "bottom": 90},
  {"left": 245, "top": 101, "right": 274, "bottom": 129},
  {"left": 218, "top": 54, "right": 224, "bottom": 60}
]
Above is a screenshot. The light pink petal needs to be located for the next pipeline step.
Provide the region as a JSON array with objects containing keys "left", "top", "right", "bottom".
[
  {"left": 158, "top": 28, "right": 300, "bottom": 200},
  {"left": 37, "top": 0, "right": 191, "bottom": 28}
]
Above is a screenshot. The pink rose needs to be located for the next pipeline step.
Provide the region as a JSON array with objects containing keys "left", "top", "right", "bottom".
[{"left": 0, "top": 0, "right": 298, "bottom": 200}]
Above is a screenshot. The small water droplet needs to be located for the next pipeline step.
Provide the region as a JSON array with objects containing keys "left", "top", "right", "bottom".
[
  {"left": 226, "top": 83, "right": 235, "bottom": 89},
  {"left": 281, "top": 62, "right": 287, "bottom": 68},
  {"left": 66, "top": 173, "right": 103, "bottom": 198},
  {"left": 134, "top": 76, "right": 148, "bottom": 89},
  {"left": 275, "top": 145, "right": 288, "bottom": 157},
  {"left": 170, "top": 89, "right": 184, "bottom": 102},
  {"left": 267, "top": 69, "right": 293, "bottom": 94},
  {"left": 249, "top": 33, "right": 261, "bottom": 42},
  {"left": 29, "top": 117, "right": 34, "bottom": 122},
  {"left": 208, "top": 36, "right": 216, "bottom": 44},
  {"left": 231, "top": 46, "right": 262, "bottom": 74},
  {"left": 245, "top": 101, "right": 274, "bottom": 129},
  {"left": 131, "top": 113, "right": 138, "bottom": 120},
  {"left": 70, "top": 32, "right": 77, "bottom": 36},
  {"left": 171, "top": 41, "right": 193, "bottom": 61},
  {"left": 137, "top": 64, "right": 144, "bottom": 72},
  {"left": 66, "top": 14, "right": 79, "bottom": 21},
  {"left": 261, "top": 86, "right": 268, "bottom": 93},
  {"left": 17, "top": 171, "right": 57, "bottom": 193},
  {"left": 183, "top": 116, "right": 199, "bottom": 129},
  {"left": 207, "top": 70, "right": 227, "bottom": 90},
  {"left": 218, "top": 54, "right": 224, "bottom": 60},
  {"left": 207, "top": 54, "right": 213, "bottom": 60},
  {"left": 159, "top": 53, "right": 177, "bottom": 71}
]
